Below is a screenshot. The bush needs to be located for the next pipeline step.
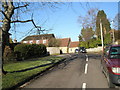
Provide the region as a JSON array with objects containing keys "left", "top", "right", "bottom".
[
  {"left": 14, "top": 44, "right": 47, "bottom": 60},
  {"left": 79, "top": 41, "right": 89, "bottom": 49},
  {"left": 14, "top": 44, "right": 29, "bottom": 60},
  {"left": 3, "top": 46, "right": 16, "bottom": 63}
]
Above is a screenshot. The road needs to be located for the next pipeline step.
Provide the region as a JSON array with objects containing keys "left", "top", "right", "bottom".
[{"left": 23, "top": 53, "right": 113, "bottom": 89}]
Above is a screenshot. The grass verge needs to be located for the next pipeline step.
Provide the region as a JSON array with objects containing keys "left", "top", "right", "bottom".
[{"left": 2, "top": 56, "right": 64, "bottom": 89}]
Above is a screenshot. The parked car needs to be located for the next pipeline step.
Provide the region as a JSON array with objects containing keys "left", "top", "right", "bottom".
[
  {"left": 101, "top": 45, "right": 120, "bottom": 88},
  {"left": 79, "top": 47, "right": 87, "bottom": 53},
  {"left": 75, "top": 49, "right": 79, "bottom": 53}
]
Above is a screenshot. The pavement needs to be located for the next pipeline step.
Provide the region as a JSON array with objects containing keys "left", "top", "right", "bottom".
[{"left": 20, "top": 53, "right": 120, "bottom": 89}]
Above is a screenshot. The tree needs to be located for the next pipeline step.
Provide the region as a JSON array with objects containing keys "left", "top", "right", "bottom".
[
  {"left": 78, "top": 35, "right": 83, "bottom": 41},
  {"left": 113, "top": 13, "right": 120, "bottom": 30},
  {"left": 48, "top": 38, "right": 61, "bottom": 47},
  {"left": 0, "top": 1, "right": 62, "bottom": 74},
  {"left": 96, "top": 10, "right": 111, "bottom": 39},
  {"left": 78, "top": 8, "right": 98, "bottom": 30},
  {"left": 81, "top": 27, "right": 94, "bottom": 41},
  {"left": 114, "top": 30, "right": 120, "bottom": 41}
]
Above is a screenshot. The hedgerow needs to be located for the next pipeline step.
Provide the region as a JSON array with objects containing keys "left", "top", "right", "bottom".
[{"left": 14, "top": 44, "right": 47, "bottom": 60}]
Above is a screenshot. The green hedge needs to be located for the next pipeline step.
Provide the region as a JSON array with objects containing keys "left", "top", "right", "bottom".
[
  {"left": 79, "top": 39, "right": 102, "bottom": 49},
  {"left": 14, "top": 44, "right": 47, "bottom": 60}
]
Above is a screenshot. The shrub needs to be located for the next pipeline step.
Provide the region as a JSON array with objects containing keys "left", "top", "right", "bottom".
[
  {"left": 14, "top": 44, "right": 47, "bottom": 60},
  {"left": 3, "top": 46, "right": 16, "bottom": 63},
  {"left": 79, "top": 41, "right": 89, "bottom": 49},
  {"left": 14, "top": 44, "right": 29, "bottom": 60}
]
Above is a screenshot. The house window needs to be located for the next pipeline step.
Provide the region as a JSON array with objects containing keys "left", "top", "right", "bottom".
[
  {"left": 36, "top": 40, "right": 40, "bottom": 44},
  {"left": 29, "top": 40, "right": 33, "bottom": 44},
  {"left": 43, "top": 40, "right": 46, "bottom": 44},
  {"left": 23, "top": 41, "right": 28, "bottom": 43}
]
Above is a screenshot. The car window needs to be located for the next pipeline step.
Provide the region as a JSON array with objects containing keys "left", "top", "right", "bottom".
[
  {"left": 110, "top": 47, "right": 120, "bottom": 54},
  {"left": 109, "top": 47, "right": 120, "bottom": 59}
]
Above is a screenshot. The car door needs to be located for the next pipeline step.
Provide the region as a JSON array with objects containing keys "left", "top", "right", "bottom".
[{"left": 102, "top": 46, "right": 110, "bottom": 75}]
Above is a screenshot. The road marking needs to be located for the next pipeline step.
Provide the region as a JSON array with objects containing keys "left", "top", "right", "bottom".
[
  {"left": 82, "top": 83, "right": 86, "bottom": 90},
  {"left": 86, "top": 55, "right": 88, "bottom": 62},
  {"left": 85, "top": 63, "right": 88, "bottom": 74},
  {"left": 86, "top": 57, "right": 88, "bottom": 62}
]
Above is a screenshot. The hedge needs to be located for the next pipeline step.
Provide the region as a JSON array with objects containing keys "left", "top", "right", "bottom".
[{"left": 14, "top": 44, "right": 47, "bottom": 60}]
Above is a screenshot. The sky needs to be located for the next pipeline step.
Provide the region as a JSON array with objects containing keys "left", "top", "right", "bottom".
[{"left": 9, "top": 2, "right": 118, "bottom": 42}]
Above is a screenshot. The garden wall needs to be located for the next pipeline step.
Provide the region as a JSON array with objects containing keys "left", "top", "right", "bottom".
[{"left": 47, "top": 47, "right": 60, "bottom": 55}]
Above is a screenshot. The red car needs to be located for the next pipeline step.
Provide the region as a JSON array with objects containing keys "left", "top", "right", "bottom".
[{"left": 101, "top": 45, "right": 120, "bottom": 88}]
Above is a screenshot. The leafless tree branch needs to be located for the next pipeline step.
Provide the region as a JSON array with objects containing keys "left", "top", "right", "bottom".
[
  {"left": 14, "top": 4, "right": 29, "bottom": 9},
  {"left": 11, "top": 19, "right": 32, "bottom": 23},
  {"left": 0, "top": 9, "right": 10, "bottom": 21}
]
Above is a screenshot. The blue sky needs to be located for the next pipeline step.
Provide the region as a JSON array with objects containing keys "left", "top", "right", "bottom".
[{"left": 10, "top": 2, "right": 118, "bottom": 42}]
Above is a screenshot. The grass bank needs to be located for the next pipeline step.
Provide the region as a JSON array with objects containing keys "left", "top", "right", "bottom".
[{"left": 2, "top": 56, "right": 64, "bottom": 89}]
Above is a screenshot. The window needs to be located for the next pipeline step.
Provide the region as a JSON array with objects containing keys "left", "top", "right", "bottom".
[
  {"left": 36, "top": 40, "right": 40, "bottom": 44},
  {"left": 110, "top": 46, "right": 120, "bottom": 59},
  {"left": 43, "top": 40, "right": 46, "bottom": 44},
  {"left": 23, "top": 41, "right": 28, "bottom": 43}
]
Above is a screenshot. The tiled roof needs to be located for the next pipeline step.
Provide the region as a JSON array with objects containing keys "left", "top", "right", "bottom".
[
  {"left": 70, "top": 41, "right": 79, "bottom": 48},
  {"left": 22, "top": 34, "right": 55, "bottom": 41},
  {"left": 59, "top": 38, "right": 71, "bottom": 47}
]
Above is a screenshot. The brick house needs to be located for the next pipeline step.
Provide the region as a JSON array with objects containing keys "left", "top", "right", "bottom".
[{"left": 21, "top": 34, "right": 55, "bottom": 46}]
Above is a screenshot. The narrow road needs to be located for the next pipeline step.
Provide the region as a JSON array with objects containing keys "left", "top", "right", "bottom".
[{"left": 23, "top": 53, "right": 110, "bottom": 88}]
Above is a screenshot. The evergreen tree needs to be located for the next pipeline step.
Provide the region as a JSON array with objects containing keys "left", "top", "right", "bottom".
[{"left": 96, "top": 10, "right": 111, "bottom": 39}]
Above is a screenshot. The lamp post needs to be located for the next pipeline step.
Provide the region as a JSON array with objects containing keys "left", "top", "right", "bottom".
[{"left": 100, "top": 19, "right": 104, "bottom": 51}]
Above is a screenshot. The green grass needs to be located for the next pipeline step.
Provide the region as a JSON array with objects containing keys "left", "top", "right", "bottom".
[
  {"left": 4, "top": 60, "right": 51, "bottom": 72},
  {"left": 2, "top": 56, "right": 64, "bottom": 89},
  {"left": 4, "top": 56, "right": 63, "bottom": 72},
  {"left": 2, "top": 66, "right": 50, "bottom": 89}
]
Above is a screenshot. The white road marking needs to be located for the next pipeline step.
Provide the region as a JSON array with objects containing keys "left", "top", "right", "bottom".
[
  {"left": 82, "top": 83, "right": 86, "bottom": 90},
  {"left": 86, "top": 55, "right": 88, "bottom": 62},
  {"left": 85, "top": 63, "right": 88, "bottom": 74},
  {"left": 86, "top": 57, "right": 88, "bottom": 62}
]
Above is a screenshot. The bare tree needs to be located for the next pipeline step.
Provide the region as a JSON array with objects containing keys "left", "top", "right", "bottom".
[
  {"left": 0, "top": 0, "right": 62, "bottom": 74},
  {"left": 81, "top": 27, "right": 94, "bottom": 41},
  {"left": 78, "top": 8, "right": 98, "bottom": 30},
  {"left": 113, "top": 13, "right": 120, "bottom": 30}
]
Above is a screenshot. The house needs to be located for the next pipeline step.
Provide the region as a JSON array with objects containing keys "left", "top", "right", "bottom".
[
  {"left": 59, "top": 38, "right": 71, "bottom": 53},
  {"left": 69, "top": 41, "right": 79, "bottom": 53},
  {"left": 21, "top": 34, "right": 55, "bottom": 46}
]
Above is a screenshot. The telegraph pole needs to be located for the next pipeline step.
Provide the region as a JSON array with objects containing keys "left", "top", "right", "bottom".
[{"left": 100, "top": 19, "right": 104, "bottom": 51}]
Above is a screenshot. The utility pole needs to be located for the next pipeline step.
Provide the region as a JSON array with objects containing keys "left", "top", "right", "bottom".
[{"left": 100, "top": 19, "right": 104, "bottom": 51}]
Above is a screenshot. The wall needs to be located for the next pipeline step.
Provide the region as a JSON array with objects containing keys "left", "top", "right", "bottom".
[
  {"left": 69, "top": 47, "right": 79, "bottom": 53},
  {"left": 86, "top": 46, "right": 103, "bottom": 53},
  {"left": 59, "top": 47, "right": 68, "bottom": 53},
  {"left": 47, "top": 47, "right": 60, "bottom": 55}
]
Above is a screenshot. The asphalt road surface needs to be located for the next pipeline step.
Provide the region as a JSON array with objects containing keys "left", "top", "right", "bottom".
[{"left": 22, "top": 53, "right": 119, "bottom": 89}]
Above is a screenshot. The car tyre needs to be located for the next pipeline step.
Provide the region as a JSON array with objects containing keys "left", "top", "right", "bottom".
[{"left": 107, "top": 74, "right": 115, "bottom": 88}]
